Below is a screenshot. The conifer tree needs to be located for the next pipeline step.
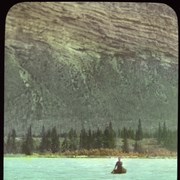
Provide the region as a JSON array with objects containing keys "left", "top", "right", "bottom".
[
  {"left": 157, "top": 122, "right": 162, "bottom": 144},
  {"left": 39, "top": 126, "right": 46, "bottom": 153},
  {"left": 103, "top": 127, "right": 110, "bottom": 148},
  {"left": 21, "top": 125, "right": 34, "bottom": 155},
  {"left": 163, "top": 130, "right": 177, "bottom": 151},
  {"left": 68, "top": 128, "right": 74, "bottom": 140},
  {"left": 79, "top": 128, "right": 88, "bottom": 149},
  {"left": 136, "top": 119, "right": 143, "bottom": 140},
  {"left": 5, "top": 129, "right": 17, "bottom": 154},
  {"left": 162, "top": 121, "right": 167, "bottom": 142},
  {"left": 61, "top": 136, "right": 69, "bottom": 152},
  {"left": 91, "top": 130, "right": 95, "bottom": 149},
  {"left": 87, "top": 129, "right": 92, "bottom": 150},
  {"left": 108, "top": 122, "right": 116, "bottom": 148},
  {"left": 93, "top": 128, "right": 103, "bottom": 149},
  {"left": 122, "top": 128, "right": 129, "bottom": 153},
  {"left": 45, "top": 129, "right": 52, "bottom": 152},
  {"left": 68, "top": 128, "right": 78, "bottom": 151},
  {"left": 51, "top": 127, "right": 60, "bottom": 153},
  {"left": 11, "top": 129, "right": 17, "bottom": 153},
  {"left": 103, "top": 122, "right": 116, "bottom": 149},
  {"left": 6, "top": 132, "right": 12, "bottom": 153}
]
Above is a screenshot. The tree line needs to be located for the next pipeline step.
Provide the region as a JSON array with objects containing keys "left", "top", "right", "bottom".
[{"left": 4, "top": 120, "right": 177, "bottom": 155}]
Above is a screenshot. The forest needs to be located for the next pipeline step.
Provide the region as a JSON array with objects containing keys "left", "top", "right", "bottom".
[{"left": 4, "top": 120, "right": 177, "bottom": 156}]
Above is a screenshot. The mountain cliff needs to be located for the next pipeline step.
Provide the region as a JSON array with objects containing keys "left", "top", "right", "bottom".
[{"left": 5, "top": 2, "right": 178, "bottom": 135}]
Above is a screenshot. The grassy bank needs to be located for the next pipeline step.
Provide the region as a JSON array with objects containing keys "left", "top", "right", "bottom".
[{"left": 4, "top": 148, "right": 177, "bottom": 159}]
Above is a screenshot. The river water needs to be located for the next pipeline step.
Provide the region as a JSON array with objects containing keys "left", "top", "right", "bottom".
[{"left": 4, "top": 157, "right": 177, "bottom": 180}]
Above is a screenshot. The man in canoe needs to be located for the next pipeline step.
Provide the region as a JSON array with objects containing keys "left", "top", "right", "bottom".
[{"left": 112, "top": 157, "right": 126, "bottom": 174}]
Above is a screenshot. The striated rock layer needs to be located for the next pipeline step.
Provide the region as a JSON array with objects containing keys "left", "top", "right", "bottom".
[{"left": 5, "top": 2, "right": 178, "bottom": 135}]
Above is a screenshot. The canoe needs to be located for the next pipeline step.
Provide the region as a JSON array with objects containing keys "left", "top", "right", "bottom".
[{"left": 111, "top": 167, "right": 127, "bottom": 174}]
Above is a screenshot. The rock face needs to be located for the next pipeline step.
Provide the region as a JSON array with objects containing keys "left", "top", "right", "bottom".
[{"left": 5, "top": 2, "right": 178, "bottom": 135}]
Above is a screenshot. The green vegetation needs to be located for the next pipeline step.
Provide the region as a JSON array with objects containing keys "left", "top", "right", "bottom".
[
  {"left": 21, "top": 125, "right": 34, "bottom": 155},
  {"left": 5, "top": 129, "right": 17, "bottom": 154},
  {"left": 155, "top": 121, "right": 177, "bottom": 151},
  {"left": 135, "top": 119, "right": 143, "bottom": 141},
  {"left": 4, "top": 121, "right": 177, "bottom": 156}
]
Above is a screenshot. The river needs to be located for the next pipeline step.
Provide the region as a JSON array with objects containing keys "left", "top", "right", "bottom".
[{"left": 4, "top": 157, "right": 177, "bottom": 180}]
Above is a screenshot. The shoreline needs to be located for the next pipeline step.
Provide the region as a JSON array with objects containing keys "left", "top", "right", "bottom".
[
  {"left": 4, "top": 155, "right": 177, "bottom": 159},
  {"left": 4, "top": 151, "right": 177, "bottom": 159}
]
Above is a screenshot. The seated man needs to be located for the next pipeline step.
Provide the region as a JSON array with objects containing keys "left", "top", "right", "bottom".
[
  {"left": 114, "top": 157, "right": 123, "bottom": 173},
  {"left": 112, "top": 157, "right": 126, "bottom": 174}
]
